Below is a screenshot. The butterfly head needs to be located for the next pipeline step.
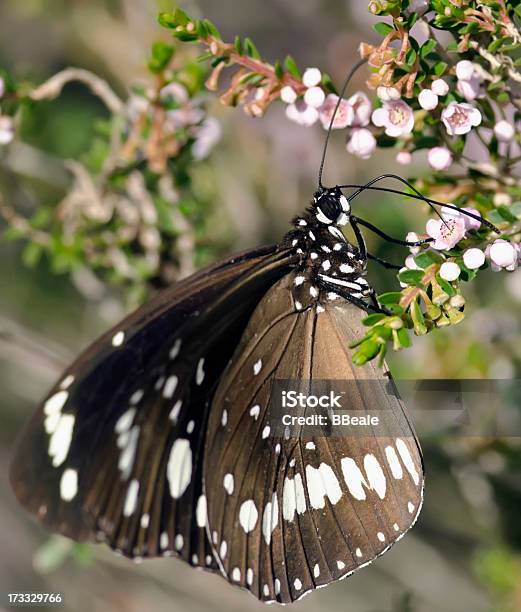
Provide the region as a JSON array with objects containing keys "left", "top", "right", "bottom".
[{"left": 313, "top": 187, "right": 351, "bottom": 227}]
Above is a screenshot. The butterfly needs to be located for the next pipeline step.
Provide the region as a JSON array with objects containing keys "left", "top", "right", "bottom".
[{"left": 9, "top": 61, "right": 496, "bottom": 604}]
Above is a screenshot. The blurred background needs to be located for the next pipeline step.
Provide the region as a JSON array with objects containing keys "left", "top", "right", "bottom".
[{"left": 1, "top": 1, "right": 521, "bottom": 611}]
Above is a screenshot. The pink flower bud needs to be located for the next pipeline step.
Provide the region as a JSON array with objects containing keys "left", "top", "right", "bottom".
[
  {"left": 494, "top": 120, "right": 515, "bottom": 142},
  {"left": 428, "top": 146, "right": 453, "bottom": 171},
  {"left": 318, "top": 94, "right": 354, "bottom": 130},
  {"left": 439, "top": 261, "right": 461, "bottom": 281},
  {"left": 455, "top": 60, "right": 475, "bottom": 81},
  {"left": 487, "top": 239, "right": 518, "bottom": 271},
  {"left": 431, "top": 79, "right": 449, "bottom": 96},
  {"left": 280, "top": 85, "right": 297, "bottom": 104},
  {"left": 396, "top": 151, "right": 412, "bottom": 165},
  {"left": 346, "top": 128, "right": 376, "bottom": 159},
  {"left": 463, "top": 248, "right": 485, "bottom": 270},
  {"left": 302, "top": 67, "right": 322, "bottom": 88},
  {"left": 418, "top": 89, "right": 438, "bottom": 110},
  {"left": 286, "top": 101, "right": 319, "bottom": 127},
  {"left": 304, "top": 86, "right": 325, "bottom": 108}
]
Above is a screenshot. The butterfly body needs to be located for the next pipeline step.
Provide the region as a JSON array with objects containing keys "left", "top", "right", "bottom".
[{"left": 10, "top": 188, "right": 424, "bottom": 604}]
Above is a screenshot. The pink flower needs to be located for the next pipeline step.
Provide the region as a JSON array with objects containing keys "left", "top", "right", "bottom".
[
  {"left": 302, "top": 67, "right": 322, "bottom": 88},
  {"left": 441, "top": 102, "right": 481, "bottom": 136},
  {"left": 428, "top": 146, "right": 453, "bottom": 171},
  {"left": 463, "top": 248, "right": 485, "bottom": 270},
  {"left": 0, "top": 116, "right": 14, "bottom": 145},
  {"left": 346, "top": 128, "right": 376, "bottom": 159},
  {"left": 318, "top": 94, "right": 354, "bottom": 129},
  {"left": 426, "top": 217, "right": 466, "bottom": 250},
  {"left": 455, "top": 60, "right": 475, "bottom": 81},
  {"left": 457, "top": 77, "right": 482, "bottom": 101},
  {"left": 372, "top": 100, "right": 414, "bottom": 137},
  {"left": 396, "top": 150, "right": 412, "bottom": 165},
  {"left": 347, "top": 91, "right": 372, "bottom": 127},
  {"left": 486, "top": 240, "right": 518, "bottom": 271},
  {"left": 439, "top": 261, "right": 461, "bottom": 281},
  {"left": 280, "top": 85, "right": 297, "bottom": 104},
  {"left": 418, "top": 89, "right": 438, "bottom": 110},
  {"left": 192, "top": 117, "right": 221, "bottom": 160},
  {"left": 494, "top": 120, "right": 515, "bottom": 142},
  {"left": 286, "top": 101, "right": 319, "bottom": 126},
  {"left": 431, "top": 79, "right": 449, "bottom": 96},
  {"left": 443, "top": 207, "right": 482, "bottom": 231}
]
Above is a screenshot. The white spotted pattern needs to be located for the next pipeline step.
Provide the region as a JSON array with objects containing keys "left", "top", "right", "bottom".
[
  {"left": 59, "top": 468, "right": 78, "bottom": 501},
  {"left": 282, "top": 474, "right": 306, "bottom": 521},
  {"left": 385, "top": 445, "right": 404, "bottom": 479},
  {"left": 169, "top": 399, "right": 183, "bottom": 423},
  {"left": 167, "top": 439, "right": 192, "bottom": 499},
  {"left": 305, "top": 463, "right": 342, "bottom": 509},
  {"left": 196, "top": 358, "right": 205, "bottom": 385},
  {"left": 249, "top": 404, "right": 260, "bottom": 419},
  {"left": 396, "top": 439, "right": 420, "bottom": 485},
  {"left": 123, "top": 479, "right": 139, "bottom": 516},
  {"left": 163, "top": 375, "right": 178, "bottom": 399},
  {"left": 364, "top": 454, "right": 387, "bottom": 499},
  {"left": 111, "top": 330, "right": 125, "bottom": 347},
  {"left": 169, "top": 338, "right": 182, "bottom": 359},
  {"left": 253, "top": 359, "right": 262, "bottom": 375},
  {"left": 196, "top": 494, "right": 207, "bottom": 527},
  {"left": 239, "top": 499, "right": 258, "bottom": 533},
  {"left": 262, "top": 493, "right": 279, "bottom": 545},
  {"left": 223, "top": 473, "right": 234, "bottom": 495}
]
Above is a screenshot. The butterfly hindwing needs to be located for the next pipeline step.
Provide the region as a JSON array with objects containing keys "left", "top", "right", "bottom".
[
  {"left": 204, "top": 272, "right": 424, "bottom": 603},
  {"left": 9, "top": 245, "right": 296, "bottom": 571}
]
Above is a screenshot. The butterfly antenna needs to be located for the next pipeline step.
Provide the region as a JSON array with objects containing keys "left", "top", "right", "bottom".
[
  {"left": 339, "top": 175, "right": 500, "bottom": 233},
  {"left": 317, "top": 58, "right": 368, "bottom": 190}
]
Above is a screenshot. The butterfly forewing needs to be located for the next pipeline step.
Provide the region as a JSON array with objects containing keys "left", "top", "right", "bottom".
[
  {"left": 204, "top": 272, "right": 424, "bottom": 603},
  {"left": 9, "top": 245, "right": 296, "bottom": 570}
]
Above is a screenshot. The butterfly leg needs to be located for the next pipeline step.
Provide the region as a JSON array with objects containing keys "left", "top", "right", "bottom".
[
  {"left": 319, "top": 279, "right": 390, "bottom": 314},
  {"left": 351, "top": 215, "right": 433, "bottom": 248}
]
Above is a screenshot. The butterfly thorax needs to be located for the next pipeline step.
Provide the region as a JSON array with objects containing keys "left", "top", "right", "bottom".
[{"left": 283, "top": 192, "right": 371, "bottom": 311}]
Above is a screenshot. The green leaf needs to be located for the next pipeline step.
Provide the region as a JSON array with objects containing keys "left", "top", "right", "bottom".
[
  {"left": 373, "top": 22, "right": 394, "bottom": 36},
  {"left": 234, "top": 35, "right": 243, "bottom": 54},
  {"left": 321, "top": 72, "right": 337, "bottom": 94},
  {"left": 395, "top": 327, "right": 411, "bottom": 348},
  {"left": 398, "top": 269, "right": 425, "bottom": 286},
  {"left": 411, "top": 300, "right": 427, "bottom": 335},
  {"left": 436, "top": 274, "right": 456, "bottom": 296},
  {"left": 284, "top": 55, "right": 301, "bottom": 79},
  {"left": 378, "top": 291, "right": 403, "bottom": 304},
  {"left": 414, "top": 250, "right": 443, "bottom": 267},
  {"left": 274, "top": 60, "right": 284, "bottom": 80},
  {"left": 244, "top": 37, "right": 260, "bottom": 59},
  {"left": 362, "top": 313, "right": 387, "bottom": 326},
  {"left": 497, "top": 205, "right": 518, "bottom": 223},
  {"left": 203, "top": 19, "right": 221, "bottom": 39},
  {"left": 149, "top": 42, "right": 175, "bottom": 73},
  {"left": 158, "top": 8, "right": 191, "bottom": 28},
  {"left": 22, "top": 242, "right": 44, "bottom": 268},
  {"left": 434, "top": 61, "right": 448, "bottom": 76},
  {"left": 420, "top": 39, "right": 437, "bottom": 58}
]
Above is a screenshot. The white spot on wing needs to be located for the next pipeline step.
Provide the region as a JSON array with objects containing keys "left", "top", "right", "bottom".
[
  {"left": 130, "top": 389, "right": 144, "bottom": 405},
  {"left": 337, "top": 560, "right": 345, "bottom": 570},
  {"left": 282, "top": 474, "right": 306, "bottom": 521},
  {"left": 223, "top": 473, "right": 234, "bottom": 495},
  {"left": 118, "top": 424, "right": 139, "bottom": 479},
  {"left": 112, "top": 331, "right": 125, "bottom": 347},
  {"left": 253, "top": 359, "right": 262, "bottom": 375},
  {"left": 385, "top": 445, "right": 404, "bottom": 479},
  {"left": 48, "top": 414, "right": 75, "bottom": 467},
  {"left": 221, "top": 409, "right": 227, "bottom": 427},
  {"left": 239, "top": 499, "right": 258, "bottom": 533},
  {"left": 160, "top": 532, "right": 169, "bottom": 549},
  {"left": 262, "top": 493, "right": 279, "bottom": 545},
  {"left": 408, "top": 501, "right": 415, "bottom": 513},
  {"left": 60, "top": 375, "right": 75, "bottom": 390},
  {"left": 305, "top": 441, "right": 315, "bottom": 450},
  {"left": 196, "top": 358, "right": 205, "bottom": 385},
  {"left": 377, "top": 532, "right": 386, "bottom": 542},
  {"left": 364, "top": 454, "right": 386, "bottom": 499},
  {"left": 275, "top": 579, "right": 281, "bottom": 595},
  {"left": 196, "top": 494, "right": 207, "bottom": 527},
  {"left": 60, "top": 468, "right": 78, "bottom": 501},
  {"left": 163, "top": 375, "right": 178, "bottom": 399},
  {"left": 167, "top": 439, "right": 192, "bottom": 499},
  {"left": 294, "top": 275, "right": 305, "bottom": 286},
  {"left": 169, "top": 338, "right": 182, "bottom": 359},
  {"left": 341, "top": 457, "right": 368, "bottom": 500},
  {"left": 262, "top": 425, "right": 270, "bottom": 439},
  {"left": 140, "top": 513, "right": 150, "bottom": 529},
  {"left": 169, "top": 399, "right": 182, "bottom": 423},
  {"left": 123, "top": 479, "right": 139, "bottom": 516},
  {"left": 305, "top": 463, "right": 342, "bottom": 508},
  {"left": 294, "top": 578, "right": 302, "bottom": 591},
  {"left": 115, "top": 408, "right": 136, "bottom": 434},
  {"left": 249, "top": 404, "right": 260, "bottom": 419},
  {"left": 44, "top": 391, "right": 68, "bottom": 416},
  {"left": 313, "top": 563, "right": 320, "bottom": 578},
  {"left": 247, "top": 568, "right": 254, "bottom": 586},
  {"left": 396, "top": 439, "right": 420, "bottom": 485},
  {"left": 175, "top": 534, "right": 184, "bottom": 550},
  {"left": 219, "top": 540, "right": 227, "bottom": 559},
  {"left": 355, "top": 548, "right": 362, "bottom": 558},
  {"left": 232, "top": 567, "right": 241, "bottom": 581}
]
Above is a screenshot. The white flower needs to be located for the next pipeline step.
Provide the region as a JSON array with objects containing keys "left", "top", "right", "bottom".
[
  {"left": 428, "top": 146, "right": 453, "bottom": 171},
  {"left": 286, "top": 101, "right": 319, "bottom": 126},
  {"left": 318, "top": 94, "right": 354, "bottom": 130},
  {"left": 463, "top": 248, "right": 485, "bottom": 270},
  {"left": 302, "top": 67, "right": 322, "bottom": 88},
  {"left": 431, "top": 79, "right": 449, "bottom": 96},
  {"left": 494, "top": 120, "right": 515, "bottom": 142},
  {"left": 280, "top": 85, "right": 297, "bottom": 104},
  {"left": 347, "top": 91, "right": 372, "bottom": 127},
  {"left": 418, "top": 89, "right": 438, "bottom": 111},
  {"left": 487, "top": 239, "right": 518, "bottom": 271},
  {"left": 442, "top": 206, "right": 481, "bottom": 231},
  {"left": 0, "top": 116, "right": 14, "bottom": 145},
  {"left": 440, "top": 261, "right": 461, "bottom": 281},
  {"left": 455, "top": 60, "right": 475, "bottom": 81},
  {"left": 441, "top": 102, "right": 482, "bottom": 136},
  {"left": 192, "top": 117, "right": 221, "bottom": 160},
  {"left": 426, "top": 217, "right": 466, "bottom": 249},
  {"left": 457, "top": 77, "right": 482, "bottom": 101},
  {"left": 372, "top": 99, "right": 415, "bottom": 137},
  {"left": 346, "top": 128, "right": 376, "bottom": 159},
  {"left": 304, "top": 86, "right": 325, "bottom": 108},
  {"left": 405, "top": 254, "right": 419, "bottom": 269},
  {"left": 406, "top": 231, "right": 421, "bottom": 255},
  {"left": 160, "top": 82, "right": 189, "bottom": 104},
  {"left": 0, "top": 76, "right": 5, "bottom": 98},
  {"left": 396, "top": 150, "right": 412, "bottom": 165},
  {"left": 376, "top": 86, "right": 400, "bottom": 101}
]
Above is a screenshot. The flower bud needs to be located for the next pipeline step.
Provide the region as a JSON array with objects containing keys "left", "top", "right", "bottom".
[
  {"left": 494, "top": 120, "right": 515, "bottom": 142},
  {"left": 439, "top": 261, "right": 461, "bottom": 281},
  {"left": 280, "top": 85, "right": 297, "bottom": 104},
  {"left": 456, "top": 60, "right": 475, "bottom": 81},
  {"left": 463, "top": 248, "right": 485, "bottom": 270},
  {"left": 304, "top": 86, "right": 325, "bottom": 108},
  {"left": 302, "top": 67, "right": 322, "bottom": 88},
  {"left": 431, "top": 78, "right": 449, "bottom": 96},
  {"left": 396, "top": 150, "right": 412, "bottom": 165},
  {"left": 428, "top": 146, "right": 453, "bottom": 171},
  {"left": 418, "top": 89, "right": 438, "bottom": 110}
]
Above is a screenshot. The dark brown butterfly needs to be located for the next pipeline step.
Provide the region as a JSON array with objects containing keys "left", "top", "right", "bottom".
[{"left": 9, "top": 60, "right": 496, "bottom": 604}]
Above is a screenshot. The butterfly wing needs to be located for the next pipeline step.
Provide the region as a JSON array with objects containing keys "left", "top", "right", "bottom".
[
  {"left": 204, "top": 272, "right": 424, "bottom": 602},
  {"left": 9, "top": 244, "right": 297, "bottom": 571}
]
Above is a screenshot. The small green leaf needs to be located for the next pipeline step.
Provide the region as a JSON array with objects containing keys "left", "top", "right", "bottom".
[
  {"left": 434, "top": 61, "right": 448, "bottom": 76},
  {"left": 398, "top": 269, "right": 425, "bottom": 286},
  {"left": 284, "top": 55, "right": 301, "bottom": 79},
  {"left": 22, "top": 242, "right": 44, "bottom": 268},
  {"left": 203, "top": 19, "right": 221, "bottom": 39},
  {"left": 497, "top": 206, "right": 517, "bottom": 223},
  {"left": 414, "top": 250, "right": 443, "bottom": 267},
  {"left": 274, "top": 60, "right": 284, "bottom": 80},
  {"left": 378, "top": 291, "right": 403, "bottom": 305},
  {"left": 411, "top": 300, "right": 427, "bottom": 335},
  {"left": 149, "top": 42, "right": 174, "bottom": 73},
  {"left": 362, "top": 313, "right": 387, "bottom": 326},
  {"left": 420, "top": 39, "right": 437, "bottom": 58},
  {"left": 373, "top": 22, "right": 394, "bottom": 36},
  {"left": 234, "top": 35, "right": 243, "bottom": 54},
  {"left": 436, "top": 274, "right": 456, "bottom": 297},
  {"left": 244, "top": 37, "right": 260, "bottom": 59}
]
